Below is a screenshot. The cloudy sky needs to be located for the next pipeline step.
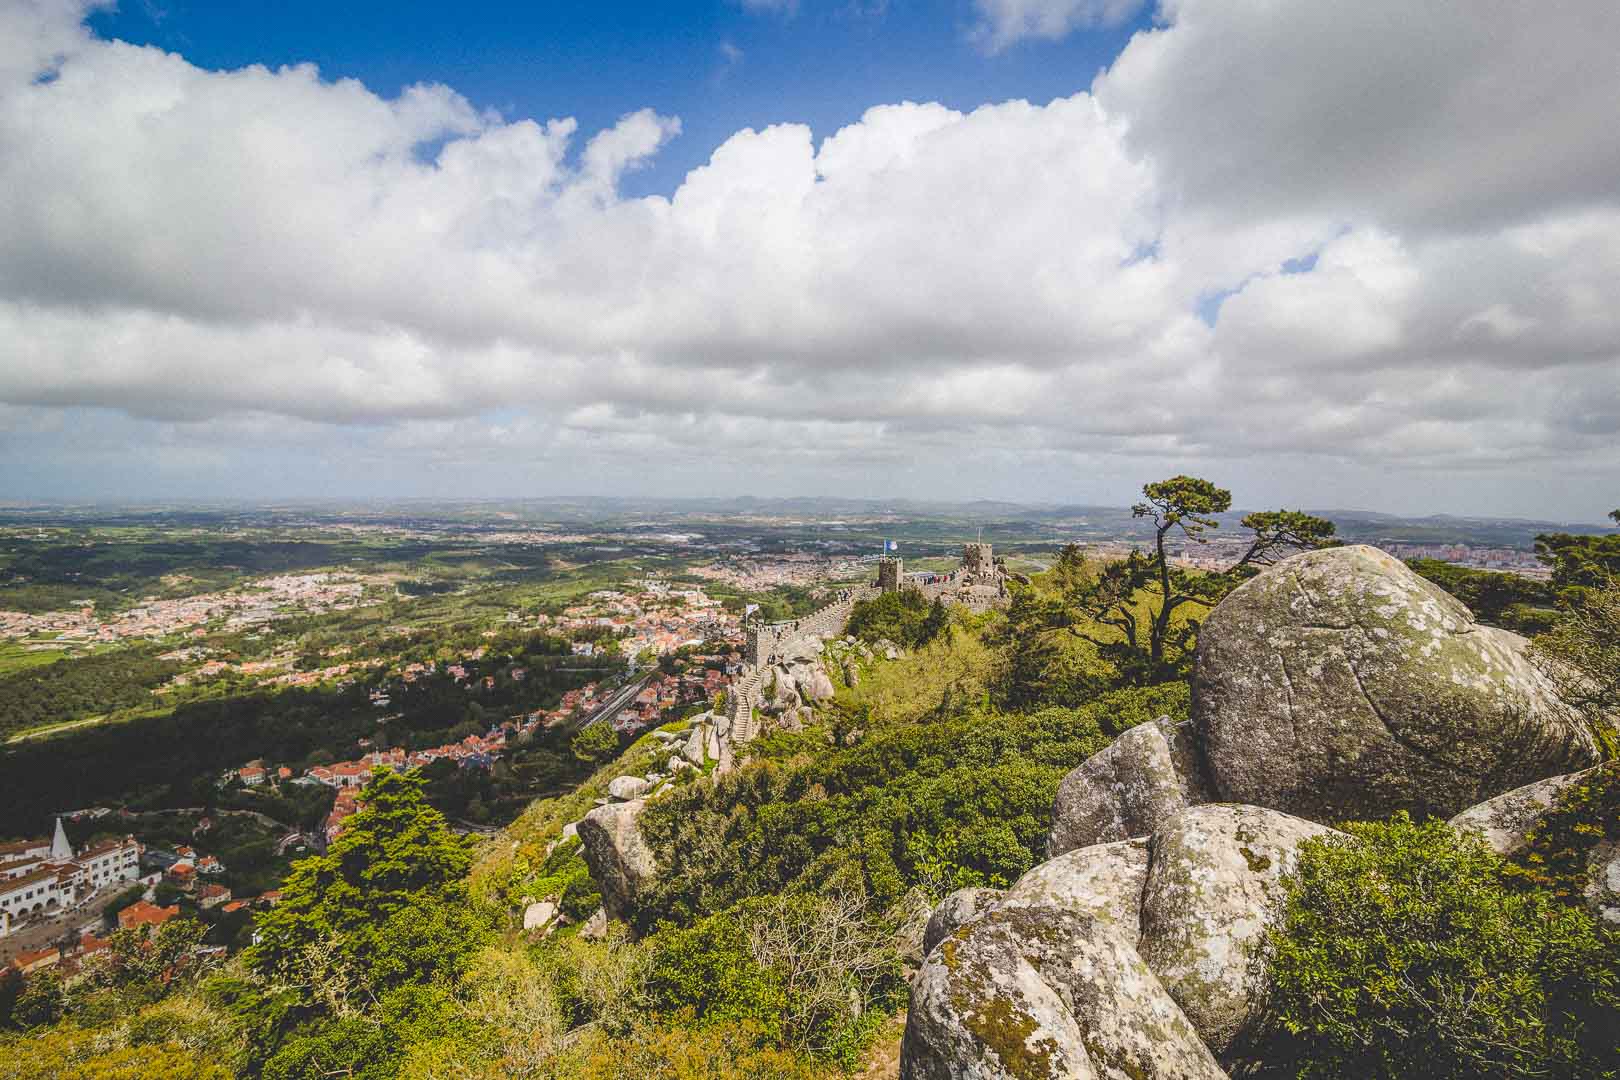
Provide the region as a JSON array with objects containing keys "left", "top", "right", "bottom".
[{"left": 2, "top": 0, "right": 1617, "bottom": 519}]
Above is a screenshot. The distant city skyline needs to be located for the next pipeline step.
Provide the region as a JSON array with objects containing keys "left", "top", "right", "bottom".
[{"left": 2, "top": 1, "right": 1618, "bottom": 520}]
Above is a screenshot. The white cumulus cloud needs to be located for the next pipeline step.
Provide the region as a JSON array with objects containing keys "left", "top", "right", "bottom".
[{"left": 1, "top": 0, "right": 1618, "bottom": 517}]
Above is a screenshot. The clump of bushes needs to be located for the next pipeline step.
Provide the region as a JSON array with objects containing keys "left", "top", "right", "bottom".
[
  {"left": 632, "top": 692, "right": 1167, "bottom": 927},
  {"left": 845, "top": 590, "right": 950, "bottom": 650},
  {"left": 1265, "top": 813, "right": 1620, "bottom": 1080}
]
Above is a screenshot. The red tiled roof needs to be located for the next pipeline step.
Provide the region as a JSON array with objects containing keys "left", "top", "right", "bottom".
[{"left": 118, "top": 900, "right": 180, "bottom": 930}]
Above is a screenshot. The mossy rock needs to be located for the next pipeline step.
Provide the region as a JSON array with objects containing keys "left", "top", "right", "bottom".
[{"left": 1194, "top": 545, "right": 1598, "bottom": 822}]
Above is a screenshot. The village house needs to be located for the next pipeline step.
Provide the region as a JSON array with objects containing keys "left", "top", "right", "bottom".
[
  {"left": 12, "top": 946, "right": 60, "bottom": 975},
  {"left": 117, "top": 900, "right": 180, "bottom": 934},
  {"left": 0, "top": 820, "right": 140, "bottom": 929},
  {"left": 198, "top": 883, "right": 233, "bottom": 910}
]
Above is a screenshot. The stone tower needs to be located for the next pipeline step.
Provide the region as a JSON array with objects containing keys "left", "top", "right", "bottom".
[
  {"left": 877, "top": 556, "right": 904, "bottom": 593},
  {"left": 962, "top": 542, "right": 994, "bottom": 580}
]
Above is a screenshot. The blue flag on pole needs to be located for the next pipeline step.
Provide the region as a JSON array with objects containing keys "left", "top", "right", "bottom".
[{"left": 884, "top": 539, "right": 899, "bottom": 553}]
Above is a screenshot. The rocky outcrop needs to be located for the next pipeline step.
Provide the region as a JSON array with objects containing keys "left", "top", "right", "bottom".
[
  {"left": 1448, "top": 768, "right": 1591, "bottom": 855},
  {"left": 1001, "top": 837, "right": 1150, "bottom": 947},
  {"left": 1137, "top": 805, "right": 1339, "bottom": 1057},
  {"left": 576, "top": 799, "right": 657, "bottom": 922},
  {"left": 902, "top": 806, "right": 1340, "bottom": 1078},
  {"left": 905, "top": 546, "right": 1608, "bottom": 1078},
  {"left": 904, "top": 904, "right": 1226, "bottom": 1080},
  {"left": 923, "top": 886, "right": 1004, "bottom": 956},
  {"left": 522, "top": 899, "right": 558, "bottom": 932},
  {"left": 1451, "top": 763, "right": 1620, "bottom": 925},
  {"left": 1048, "top": 717, "right": 1210, "bottom": 857},
  {"left": 1194, "top": 545, "right": 1597, "bottom": 822},
  {"left": 606, "top": 775, "right": 651, "bottom": 802}
]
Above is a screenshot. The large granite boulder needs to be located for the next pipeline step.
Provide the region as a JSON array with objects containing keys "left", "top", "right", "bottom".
[
  {"left": 1000, "top": 837, "right": 1151, "bottom": 948},
  {"left": 1137, "top": 805, "right": 1340, "bottom": 1057},
  {"left": 1048, "top": 717, "right": 1210, "bottom": 856},
  {"left": 902, "top": 904, "right": 1227, "bottom": 1080},
  {"left": 1448, "top": 768, "right": 1592, "bottom": 856},
  {"left": 1194, "top": 545, "right": 1598, "bottom": 822},
  {"left": 576, "top": 799, "right": 657, "bottom": 922},
  {"left": 923, "top": 887, "right": 1005, "bottom": 957}
]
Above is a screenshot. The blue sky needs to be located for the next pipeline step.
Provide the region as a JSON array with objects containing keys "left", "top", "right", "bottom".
[
  {"left": 90, "top": 1, "right": 1153, "bottom": 198},
  {"left": 2, "top": 1, "right": 1618, "bottom": 517}
]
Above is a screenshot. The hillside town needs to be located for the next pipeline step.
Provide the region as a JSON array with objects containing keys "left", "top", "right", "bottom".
[
  {"left": 533, "top": 576, "right": 741, "bottom": 659},
  {"left": 0, "top": 571, "right": 388, "bottom": 645}
]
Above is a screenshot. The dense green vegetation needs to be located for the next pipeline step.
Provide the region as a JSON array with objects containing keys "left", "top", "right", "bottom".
[
  {"left": 844, "top": 589, "right": 949, "bottom": 649},
  {"left": 1536, "top": 529, "right": 1620, "bottom": 592},
  {"left": 0, "top": 648, "right": 181, "bottom": 739},
  {"left": 0, "top": 629, "right": 614, "bottom": 832},
  {"left": 1266, "top": 814, "right": 1620, "bottom": 1079}
]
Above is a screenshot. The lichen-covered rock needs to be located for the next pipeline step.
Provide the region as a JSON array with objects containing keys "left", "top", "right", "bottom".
[
  {"left": 1451, "top": 763, "right": 1620, "bottom": 925},
  {"left": 1448, "top": 768, "right": 1593, "bottom": 855},
  {"left": 681, "top": 724, "right": 707, "bottom": 764},
  {"left": 1586, "top": 841, "right": 1620, "bottom": 925},
  {"left": 1194, "top": 545, "right": 1597, "bottom": 822},
  {"left": 1048, "top": 718, "right": 1209, "bottom": 856},
  {"left": 1137, "top": 804, "right": 1340, "bottom": 1057},
  {"left": 804, "top": 668, "right": 836, "bottom": 702},
  {"left": 576, "top": 799, "right": 657, "bottom": 923},
  {"left": 902, "top": 904, "right": 1227, "bottom": 1080},
  {"left": 606, "top": 775, "right": 651, "bottom": 802},
  {"left": 1001, "top": 838, "right": 1150, "bottom": 948},
  {"left": 923, "top": 886, "right": 1004, "bottom": 956}
]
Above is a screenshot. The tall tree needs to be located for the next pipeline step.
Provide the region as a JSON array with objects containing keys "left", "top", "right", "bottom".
[
  {"left": 1065, "top": 477, "right": 1336, "bottom": 683},
  {"left": 1230, "top": 510, "right": 1339, "bottom": 572},
  {"left": 245, "top": 767, "right": 486, "bottom": 1009}
]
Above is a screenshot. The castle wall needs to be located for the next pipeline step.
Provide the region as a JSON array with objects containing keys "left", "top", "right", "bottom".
[{"left": 727, "top": 546, "right": 1010, "bottom": 742}]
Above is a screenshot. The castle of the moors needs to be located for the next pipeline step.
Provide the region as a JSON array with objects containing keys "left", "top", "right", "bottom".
[{"left": 725, "top": 543, "right": 1011, "bottom": 741}]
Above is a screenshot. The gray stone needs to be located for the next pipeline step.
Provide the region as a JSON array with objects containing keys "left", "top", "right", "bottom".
[
  {"left": 1587, "top": 841, "right": 1620, "bottom": 925},
  {"left": 681, "top": 725, "right": 707, "bottom": 764},
  {"left": 522, "top": 900, "right": 557, "bottom": 931},
  {"left": 901, "top": 904, "right": 1226, "bottom": 1080},
  {"left": 606, "top": 775, "right": 651, "bottom": 801},
  {"left": 580, "top": 906, "right": 608, "bottom": 940},
  {"left": 576, "top": 799, "right": 657, "bottom": 923},
  {"left": 770, "top": 671, "right": 800, "bottom": 711},
  {"left": 804, "top": 668, "right": 836, "bottom": 702},
  {"left": 1002, "top": 837, "right": 1151, "bottom": 948},
  {"left": 1194, "top": 545, "right": 1598, "bottom": 822},
  {"left": 922, "top": 886, "right": 1004, "bottom": 956},
  {"left": 1448, "top": 768, "right": 1593, "bottom": 856},
  {"left": 1048, "top": 717, "right": 1210, "bottom": 857},
  {"left": 1137, "top": 804, "right": 1340, "bottom": 1057},
  {"left": 1450, "top": 764, "right": 1620, "bottom": 925}
]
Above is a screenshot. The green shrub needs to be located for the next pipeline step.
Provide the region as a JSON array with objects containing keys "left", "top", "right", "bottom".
[
  {"left": 642, "top": 893, "right": 905, "bottom": 1060},
  {"left": 1265, "top": 813, "right": 1620, "bottom": 1079},
  {"left": 572, "top": 721, "right": 622, "bottom": 763},
  {"left": 636, "top": 701, "right": 1113, "bottom": 926},
  {"left": 845, "top": 590, "right": 948, "bottom": 649}
]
